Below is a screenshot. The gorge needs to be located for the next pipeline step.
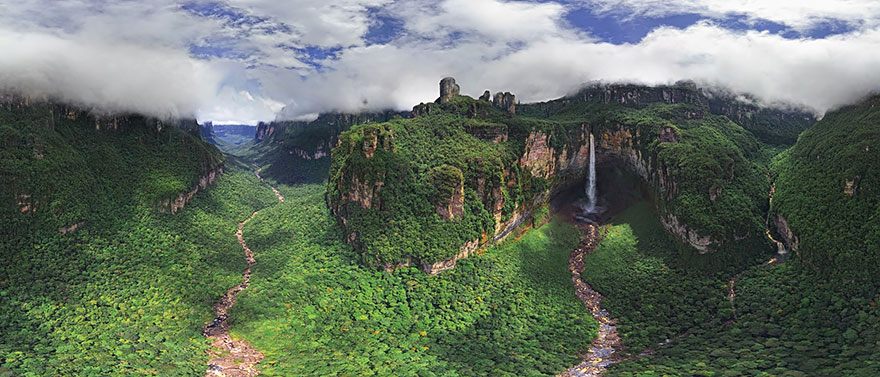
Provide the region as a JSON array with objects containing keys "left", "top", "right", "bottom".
[{"left": 2, "top": 78, "right": 878, "bottom": 377}]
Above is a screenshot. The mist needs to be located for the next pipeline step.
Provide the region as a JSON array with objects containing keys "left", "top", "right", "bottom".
[
  {"left": 2, "top": 0, "right": 880, "bottom": 123},
  {"left": 0, "top": 31, "right": 220, "bottom": 119}
]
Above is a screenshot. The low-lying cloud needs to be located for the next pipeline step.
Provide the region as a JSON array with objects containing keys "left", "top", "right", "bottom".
[
  {"left": 2, "top": 0, "right": 880, "bottom": 123},
  {"left": 0, "top": 30, "right": 221, "bottom": 119}
]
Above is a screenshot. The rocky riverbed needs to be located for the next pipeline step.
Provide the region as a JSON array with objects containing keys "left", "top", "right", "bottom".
[
  {"left": 559, "top": 224, "right": 622, "bottom": 377},
  {"left": 202, "top": 169, "right": 284, "bottom": 377}
]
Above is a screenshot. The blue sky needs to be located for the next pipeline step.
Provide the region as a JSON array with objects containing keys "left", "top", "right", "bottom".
[{"left": 2, "top": 0, "right": 880, "bottom": 123}]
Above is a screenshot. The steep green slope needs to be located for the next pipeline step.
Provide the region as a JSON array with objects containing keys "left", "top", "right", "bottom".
[
  {"left": 0, "top": 99, "right": 279, "bottom": 376},
  {"left": 253, "top": 112, "right": 406, "bottom": 184},
  {"left": 329, "top": 97, "right": 592, "bottom": 270},
  {"left": 329, "top": 82, "right": 812, "bottom": 272},
  {"left": 772, "top": 94, "right": 880, "bottom": 283},
  {"left": 577, "top": 95, "right": 880, "bottom": 375},
  {"left": 583, "top": 205, "right": 880, "bottom": 377}
]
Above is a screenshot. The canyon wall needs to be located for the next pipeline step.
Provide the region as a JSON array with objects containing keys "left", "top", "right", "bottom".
[
  {"left": 2, "top": 94, "right": 224, "bottom": 236},
  {"left": 329, "top": 80, "right": 814, "bottom": 273}
]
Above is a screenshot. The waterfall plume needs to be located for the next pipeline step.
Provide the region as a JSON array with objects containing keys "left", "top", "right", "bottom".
[{"left": 584, "top": 132, "right": 597, "bottom": 213}]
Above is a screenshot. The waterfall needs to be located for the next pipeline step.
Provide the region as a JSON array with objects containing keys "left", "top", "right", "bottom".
[{"left": 585, "top": 132, "right": 597, "bottom": 213}]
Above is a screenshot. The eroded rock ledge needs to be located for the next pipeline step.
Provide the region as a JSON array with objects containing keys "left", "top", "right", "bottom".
[
  {"left": 330, "top": 78, "right": 813, "bottom": 273},
  {"left": 157, "top": 167, "right": 224, "bottom": 214}
]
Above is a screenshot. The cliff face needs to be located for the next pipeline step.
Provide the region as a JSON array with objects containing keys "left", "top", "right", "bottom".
[
  {"left": 706, "top": 95, "right": 816, "bottom": 145},
  {"left": 1, "top": 95, "right": 224, "bottom": 236},
  {"left": 156, "top": 166, "right": 224, "bottom": 214},
  {"left": 329, "top": 80, "right": 602, "bottom": 273},
  {"left": 255, "top": 121, "right": 275, "bottom": 142},
  {"left": 772, "top": 95, "right": 880, "bottom": 282},
  {"left": 213, "top": 124, "right": 255, "bottom": 138},
  {"left": 254, "top": 111, "right": 409, "bottom": 184},
  {"left": 328, "top": 80, "right": 813, "bottom": 273},
  {"left": 329, "top": 116, "right": 591, "bottom": 273},
  {"left": 519, "top": 83, "right": 815, "bottom": 146},
  {"left": 200, "top": 121, "right": 218, "bottom": 144}
]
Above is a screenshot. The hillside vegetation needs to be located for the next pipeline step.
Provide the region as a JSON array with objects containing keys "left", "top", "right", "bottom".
[
  {"left": 0, "top": 101, "right": 278, "bottom": 376},
  {"left": 772, "top": 94, "right": 880, "bottom": 283},
  {"left": 230, "top": 182, "right": 597, "bottom": 376},
  {"left": 329, "top": 83, "right": 814, "bottom": 272}
]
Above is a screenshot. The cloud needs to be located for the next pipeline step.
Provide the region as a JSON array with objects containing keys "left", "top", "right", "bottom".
[
  {"left": 393, "top": 0, "right": 576, "bottom": 43},
  {"left": 0, "top": 30, "right": 221, "bottom": 119},
  {"left": 226, "top": 0, "right": 393, "bottom": 48},
  {"left": 579, "top": 0, "right": 880, "bottom": 31},
  {"left": 276, "top": 11, "right": 880, "bottom": 119},
  {"left": 2, "top": 0, "right": 880, "bottom": 123}
]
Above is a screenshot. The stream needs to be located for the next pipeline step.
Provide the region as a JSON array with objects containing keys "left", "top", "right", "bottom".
[
  {"left": 727, "top": 182, "right": 788, "bottom": 322},
  {"left": 202, "top": 169, "right": 283, "bottom": 377},
  {"left": 559, "top": 224, "right": 622, "bottom": 377}
]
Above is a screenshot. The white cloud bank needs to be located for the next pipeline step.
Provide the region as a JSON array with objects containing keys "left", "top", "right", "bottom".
[
  {"left": 0, "top": 31, "right": 221, "bottom": 119},
  {"left": 581, "top": 0, "right": 880, "bottom": 31},
  {"left": 2, "top": 0, "right": 880, "bottom": 122}
]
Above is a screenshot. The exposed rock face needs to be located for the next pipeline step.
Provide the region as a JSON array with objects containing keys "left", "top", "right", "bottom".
[
  {"left": 255, "top": 121, "right": 275, "bottom": 142},
  {"left": 332, "top": 81, "right": 804, "bottom": 273},
  {"left": 331, "top": 124, "right": 396, "bottom": 214},
  {"left": 493, "top": 92, "right": 516, "bottom": 114},
  {"left": 342, "top": 174, "right": 385, "bottom": 210},
  {"left": 710, "top": 185, "right": 723, "bottom": 201},
  {"left": 707, "top": 95, "right": 816, "bottom": 144},
  {"left": 775, "top": 214, "right": 799, "bottom": 251},
  {"left": 662, "top": 214, "right": 715, "bottom": 253},
  {"left": 479, "top": 91, "right": 491, "bottom": 101},
  {"left": 433, "top": 167, "right": 465, "bottom": 220},
  {"left": 290, "top": 146, "right": 329, "bottom": 160},
  {"left": 58, "top": 221, "right": 85, "bottom": 234},
  {"left": 422, "top": 239, "right": 479, "bottom": 274},
  {"left": 844, "top": 178, "right": 858, "bottom": 196},
  {"left": 158, "top": 167, "right": 224, "bottom": 214},
  {"left": 419, "top": 126, "right": 592, "bottom": 273},
  {"left": 598, "top": 124, "right": 649, "bottom": 181},
  {"left": 592, "top": 85, "right": 707, "bottom": 107},
  {"left": 519, "top": 131, "right": 557, "bottom": 179},
  {"left": 199, "top": 121, "right": 218, "bottom": 144},
  {"left": 437, "top": 77, "right": 461, "bottom": 104},
  {"left": 16, "top": 194, "right": 33, "bottom": 213},
  {"left": 596, "top": 122, "right": 724, "bottom": 249},
  {"left": 523, "top": 84, "right": 815, "bottom": 144},
  {"left": 360, "top": 125, "right": 395, "bottom": 158},
  {"left": 659, "top": 127, "right": 678, "bottom": 143},
  {"left": 331, "top": 119, "right": 592, "bottom": 274}
]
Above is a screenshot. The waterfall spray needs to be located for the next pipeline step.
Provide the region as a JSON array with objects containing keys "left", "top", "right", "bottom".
[{"left": 585, "top": 132, "right": 597, "bottom": 213}]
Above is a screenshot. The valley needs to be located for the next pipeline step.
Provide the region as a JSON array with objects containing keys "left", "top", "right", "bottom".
[
  {"left": 2, "top": 80, "right": 878, "bottom": 377},
  {"left": 5, "top": 2, "right": 880, "bottom": 376}
]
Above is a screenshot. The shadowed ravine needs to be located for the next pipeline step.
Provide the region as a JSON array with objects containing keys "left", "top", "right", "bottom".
[
  {"left": 727, "top": 182, "right": 788, "bottom": 322},
  {"left": 559, "top": 224, "right": 622, "bottom": 377},
  {"left": 202, "top": 169, "right": 283, "bottom": 377}
]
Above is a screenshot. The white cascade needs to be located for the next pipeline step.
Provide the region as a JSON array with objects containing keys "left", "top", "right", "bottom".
[{"left": 585, "top": 132, "right": 597, "bottom": 213}]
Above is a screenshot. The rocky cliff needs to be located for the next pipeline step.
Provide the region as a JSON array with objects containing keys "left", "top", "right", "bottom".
[
  {"left": 213, "top": 124, "right": 256, "bottom": 139},
  {"left": 1, "top": 95, "right": 223, "bottom": 236},
  {"left": 521, "top": 83, "right": 816, "bottom": 255},
  {"left": 254, "top": 111, "right": 408, "bottom": 184},
  {"left": 329, "top": 112, "right": 592, "bottom": 273},
  {"left": 199, "top": 121, "right": 218, "bottom": 144},
  {"left": 771, "top": 94, "right": 880, "bottom": 282},
  {"left": 329, "top": 79, "right": 812, "bottom": 273}
]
